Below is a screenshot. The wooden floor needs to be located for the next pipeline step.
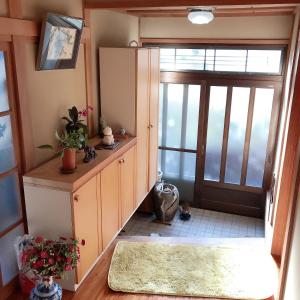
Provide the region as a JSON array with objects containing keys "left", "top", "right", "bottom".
[{"left": 8, "top": 236, "right": 275, "bottom": 300}]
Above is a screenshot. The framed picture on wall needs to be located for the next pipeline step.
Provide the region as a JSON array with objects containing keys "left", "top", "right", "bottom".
[{"left": 36, "top": 13, "right": 84, "bottom": 70}]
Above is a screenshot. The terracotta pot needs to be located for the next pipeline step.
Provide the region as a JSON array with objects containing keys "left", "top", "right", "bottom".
[{"left": 62, "top": 148, "right": 76, "bottom": 170}]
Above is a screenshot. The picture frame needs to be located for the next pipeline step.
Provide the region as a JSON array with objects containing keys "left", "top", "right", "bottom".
[{"left": 36, "top": 13, "right": 84, "bottom": 70}]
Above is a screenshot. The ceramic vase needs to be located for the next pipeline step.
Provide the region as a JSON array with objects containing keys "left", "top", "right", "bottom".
[{"left": 30, "top": 277, "right": 62, "bottom": 300}]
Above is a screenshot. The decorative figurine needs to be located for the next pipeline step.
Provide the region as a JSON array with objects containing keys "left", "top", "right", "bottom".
[
  {"left": 179, "top": 202, "right": 191, "bottom": 221},
  {"left": 102, "top": 126, "right": 115, "bottom": 145},
  {"left": 119, "top": 128, "right": 126, "bottom": 136},
  {"left": 83, "top": 146, "right": 97, "bottom": 163}
]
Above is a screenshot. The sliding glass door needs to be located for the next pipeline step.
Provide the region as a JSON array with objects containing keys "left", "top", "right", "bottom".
[
  {"left": 158, "top": 83, "right": 202, "bottom": 203},
  {"left": 196, "top": 81, "right": 280, "bottom": 217},
  {"left": 0, "top": 42, "right": 25, "bottom": 295},
  {"left": 159, "top": 76, "right": 281, "bottom": 217}
]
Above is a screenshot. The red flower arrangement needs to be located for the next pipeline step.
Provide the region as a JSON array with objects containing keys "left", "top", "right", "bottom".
[{"left": 20, "top": 236, "right": 81, "bottom": 280}]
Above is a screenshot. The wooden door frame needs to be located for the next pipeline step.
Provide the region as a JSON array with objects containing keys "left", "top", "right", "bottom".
[
  {"left": 197, "top": 80, "right": 281, "bottom": 216},
  {"left": 277, "top": 140, "right": 300, "bottom": 300},
  {"left": 160, "top": 70, "right": 282, "bottom": 215},
  {"left": 0, "top": 40, "right": 26, "bottom": 300}
]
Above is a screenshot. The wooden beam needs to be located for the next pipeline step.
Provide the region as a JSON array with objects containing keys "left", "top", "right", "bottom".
[
  {"left": 271, "top": 10, "right": 300, "bottom": 257},
  {"left": 0, "top": 17, "right": 39, "bottom": 37},
  {"left": 81, "top": 27, "right": 91, "bottom": 43},
  {"left": 271, "top": 56, "right": 300, "bottom": 257},
  {"left": 220, "top": 86, "right": 232, "bottom": 183},
  {"left": 140, "top": 38, "right": 290, "bottom": 45},
  {"left": 240, "top": 87, "right": 255, "bottom": 186},
  {"left": 0, "top": 17, "right": 90, "bottom": 44},
  {"left": 85, "top": 0, "right": 300, "bottom": 9},
  {"left": 277, "top": 140, "right": 300, "bottom": 300},
  {"left": 11, "top": 36, "right": 35, "bottom": 172},
  {"left": 82, "top": 9, "right": 95, "bottom": 137},
  {"left": 125, "top": 6, "right": 295, "bottom": 17},
  {"left": 7, "top": 0, "right": 22, "bottom": 18}
]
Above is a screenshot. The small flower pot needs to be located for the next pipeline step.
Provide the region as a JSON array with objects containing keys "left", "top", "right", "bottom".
[{"left": 62, "top": 148, "right": 76, "bottom": 171}]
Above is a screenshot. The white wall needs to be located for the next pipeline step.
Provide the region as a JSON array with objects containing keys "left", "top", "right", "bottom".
[
  {"left": 283, "top": 184, "right": 300, "bottom": 300},
  {"left": 140, "top": 15, "right": 293, "bottom": 39}
]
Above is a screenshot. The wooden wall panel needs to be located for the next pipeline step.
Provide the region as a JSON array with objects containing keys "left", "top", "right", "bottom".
[
  {"left": 11, "top": 36, "right": 35, "bottom": 172},
  {"left": 271, "top": 55, "right": 300, "bottom": 256}
]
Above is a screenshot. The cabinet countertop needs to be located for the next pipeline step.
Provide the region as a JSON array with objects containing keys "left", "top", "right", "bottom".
[{"left": 23, "top": 137, "right": 137, "bottom": 192}]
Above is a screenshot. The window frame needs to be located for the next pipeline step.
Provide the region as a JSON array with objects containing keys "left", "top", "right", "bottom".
[
  {"left": 145, "top": 43, "right": 286, "bottom": 76},
  {"left": 0, "top": 42, "right": 25, "bottom": 288},
  {"left": 159, "top": 82, "right": 203, "bottom": 182}
]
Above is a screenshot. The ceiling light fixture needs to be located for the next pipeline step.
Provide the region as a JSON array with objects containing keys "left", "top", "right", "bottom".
[{"left": 187, "top": 8, "right": 214, "bottom": 25}]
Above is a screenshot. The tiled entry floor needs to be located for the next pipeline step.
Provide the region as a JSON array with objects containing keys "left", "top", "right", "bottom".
[{"left": 121, "top": 208, "right": 265, "bottom": 238}]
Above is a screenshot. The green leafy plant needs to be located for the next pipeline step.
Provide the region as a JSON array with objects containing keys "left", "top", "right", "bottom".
[
  {"left": 62, "top": 106, "right": 90, "bottom": 135},
  {"left": 38, "top": 128, "right": 86, "bottom": 154}
]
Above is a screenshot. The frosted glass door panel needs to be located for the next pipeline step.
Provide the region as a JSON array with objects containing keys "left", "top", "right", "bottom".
[
  {"left": 162, "top": 150, "right": 181, "bottom": 178},
  {"left": 0, "top": 173, "right": 22, "bottom": 232},
  {"left": 225, "top": 87, "right": 250, "bottom": 184},
  {"left": 166, "top": 84, "right": 184, "bottom": 148},
  {"left": 246, "top": 88, "right": 274, "bottom": 187},
  {"left": 182, "top": 152, "right": 197, "bottom": 180},
  {"left": 0, "top": 52, "right": 9, "bottom": 112},
  {"left": 0, "top": 115, "right": 16, "bottom": 173},
  {"left": 185, "top": 85, "right": 200, "bottom": 150},
  {"left": 204, "top": 86, "right": 227, "bottom": 181},
  {"left": 0, "top": 224, "right": 24, "bottom": 284}
]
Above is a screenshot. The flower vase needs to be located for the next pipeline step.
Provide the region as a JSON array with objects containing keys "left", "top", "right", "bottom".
[{"left": 30, "top": 276, "right": 62, "bottom": 300}]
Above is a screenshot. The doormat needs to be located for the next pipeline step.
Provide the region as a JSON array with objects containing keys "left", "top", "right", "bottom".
[{"left": 108, "top": 241, "right": 277, "bottom": 299}]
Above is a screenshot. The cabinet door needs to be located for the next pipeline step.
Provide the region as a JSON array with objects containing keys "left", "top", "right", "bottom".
[
  {"left": 96, "top": 174, "right": 103, "bottom": 255},
  {"left": 148, "top": 48, "right": 160, "bottom": 190},
  {"left": 100, "top": 159, "right": 120, "bottom": 249},
  {"left": 73, "top": 176, "right": 99, "bottom": 282},
  {"left": 120, "top": 146, "right": 136, "bottom": 226},
  {"left": 136, "top": 49, "right": 150, "bottom": 205},
  {"left": 99, "top": 48, "right": 137, "bottom": 135}
]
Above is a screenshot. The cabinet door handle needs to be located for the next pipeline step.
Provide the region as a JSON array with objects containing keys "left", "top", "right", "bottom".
[
  {"left": 119, "top": 159, "right": 124, "bottom": 164},
  {"left": 148, "top": 124, "right": 153, "bottom": 129},
  {"left": 81, "top": 239, "right": 86, "bottom": 246},
  {"left": 74, "top": 194, "right": 79, "bottom": 202}
]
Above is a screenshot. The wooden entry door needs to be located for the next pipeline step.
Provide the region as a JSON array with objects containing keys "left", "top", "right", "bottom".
[{"left": 195, "top": 80, "right": 281, "bottom": 218}]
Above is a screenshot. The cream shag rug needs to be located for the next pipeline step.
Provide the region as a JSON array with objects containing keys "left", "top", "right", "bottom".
[{"left": 108, "top": 241, "right": 278, "bottom": 299}]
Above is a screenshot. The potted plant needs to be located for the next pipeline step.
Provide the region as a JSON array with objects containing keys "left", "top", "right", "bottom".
[
  {"left": 18, "top": 236, "right": 80, "bottom": 300},
  {"left": 38, "top": 106, "right": 92, "bottom": 172},
  {"left": 62, "top": 106, "right": 92, "bottom": 149},
  {"left": 38, "top": 129, "right": 85, "bottom": 172}
]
